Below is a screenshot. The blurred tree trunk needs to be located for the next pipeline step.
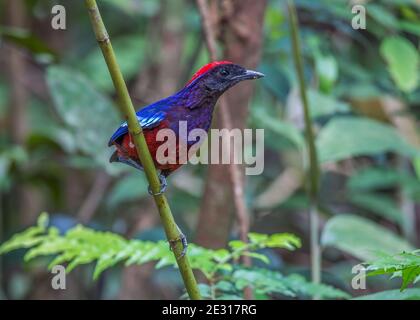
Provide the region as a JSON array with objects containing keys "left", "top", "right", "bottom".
[
  {"left": 5, "top": 0, "right": 41, "bottom": 226},
  {"left": 134, "top": 0, "right": 184, "bottom": 103},
  {"left": 6, "top": 0, "right": 27, "bottom": 145},
  {"left": 155, "top": 0, "right": 184, "bottom": 97},
  {"left": 195, "top": 0, "right": 267, "bottom": 248}
]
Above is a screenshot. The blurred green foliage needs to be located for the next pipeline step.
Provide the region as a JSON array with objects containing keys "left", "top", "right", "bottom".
[
  {"left": 321, "top": 215, "right": 413, "bottom": 261},
  {"left": 1, "top": 213, "right": 349, "bottom": 299},
  {"left": 365, "top": 250, "right": 420, "bottom": 291}
]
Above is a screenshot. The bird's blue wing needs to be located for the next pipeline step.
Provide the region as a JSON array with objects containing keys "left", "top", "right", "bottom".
[{"left": 108, "top": 108, "right": 166, "bottom": 146}]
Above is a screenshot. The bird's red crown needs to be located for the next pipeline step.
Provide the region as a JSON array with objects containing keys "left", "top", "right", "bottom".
[{"left": 185, "top": 61, "right": 233, "bottom": 86}]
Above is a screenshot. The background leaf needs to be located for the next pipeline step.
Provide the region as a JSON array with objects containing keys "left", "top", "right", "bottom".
[
  {"left": 321, "top": 214, "right": 414, "bottom": 261},
  {"left": 46, "top": 66, "right": 121, "bottom": 173},
  {"left": 380, "top": 36, "right": 419, "bottom": 92},
  {"left": 106, "top": 173, "right": 149, "bottom": 208},
  {"left": 79, "top": 36, "right": 145, "bottom": 92},
  {"left": 317, "top": 117, "right": 419, "bottom": 163},
  {"left": 354, "top": 288, "right": 420, "bottom": 300}
]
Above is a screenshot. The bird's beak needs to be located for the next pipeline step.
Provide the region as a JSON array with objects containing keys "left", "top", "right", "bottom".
[
  {"left": 245, "top": 69, "right": 265, "bottom": 79},
  {"left": 234, "top": 69, "right": 265, "bottom": 81}
]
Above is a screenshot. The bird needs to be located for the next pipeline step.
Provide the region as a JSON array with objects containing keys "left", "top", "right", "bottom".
[
  {"left": 108, "top": 61, "right": 264, "bottom": 190},
  {"left": 108, "top": 61, "right": 264, "bottom": 255}
]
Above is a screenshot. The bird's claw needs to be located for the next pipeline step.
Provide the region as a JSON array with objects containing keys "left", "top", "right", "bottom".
[
  {"left": 169, "top": 232, "right": 188, "bottom": 259},
  {"left": 148, "top": 174, "right": 167, "bottom": 196}
]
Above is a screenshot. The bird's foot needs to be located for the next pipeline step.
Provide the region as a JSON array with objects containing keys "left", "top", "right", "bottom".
[
  {"left": 169, "top": 227, "right": 188, "bottom": 259},
  {"left": 148, "top": 173, "right": 167, "bottom": 196}
]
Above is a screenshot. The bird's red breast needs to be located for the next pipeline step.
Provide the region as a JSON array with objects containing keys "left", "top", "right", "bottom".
[{"left": 116, "top": 120, "right": 186, "bottom": 173}]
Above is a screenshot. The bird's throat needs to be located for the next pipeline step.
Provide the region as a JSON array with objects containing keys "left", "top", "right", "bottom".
[{"left": 176, "top": 80, "right": 220, "bottom": 110}]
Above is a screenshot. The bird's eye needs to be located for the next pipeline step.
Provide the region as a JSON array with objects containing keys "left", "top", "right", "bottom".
[{"left": 219, "top": 69, "right": 229, "bottom": 77}]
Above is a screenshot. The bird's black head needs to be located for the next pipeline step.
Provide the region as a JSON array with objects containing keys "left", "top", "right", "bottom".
[{"left": 186, "top": 61, "right": 264, "bottom": 95}]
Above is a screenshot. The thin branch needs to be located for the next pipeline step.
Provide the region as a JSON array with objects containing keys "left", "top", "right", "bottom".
[
  {"left": 196, "top": 0, "right": 252, "bottom": 299},
  {"left": 84, "top": 0, "right": 200, "bottom": 300},
  {"left": 287, "top": 0, "right": 321, "bottom": 292}
]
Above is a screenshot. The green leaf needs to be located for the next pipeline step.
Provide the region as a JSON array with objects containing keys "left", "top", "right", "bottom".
[
  {"left": 102, "top": 0, "right": 160, "bottom": 16},
  {"left": 307, "top": 90, "right": 349, "bottom": 119},
  {"left": 242, "top": 252, "right": 270, "bottom": 264},
  {"left": 399, "top": 20, "right": 420, "bottom": 37},
  {"left": 354, "top": 288, "right": 420, "bottom": 300},
  {"left": 264, "top": 233, "right": 301, "bottom": 250},
  {"left": 247, "top": 233, "right": 301, "bottom": 250},
  {"left": 348, "top": 192, "right": 403, "bottom": 225},
  {"left": 215, "top": 280, "right": 236, "bottom": 292},
  {"left": 93, "top": 253, "right": 122, "bottom": 280},
  {"left": 365, "top": 251, "right": 420, "bottom": 291},
  {"left": 106, "top": 173, "right": 149, "bottom": 208},
  {"left": 195, "top": 283, "right": 212, "bottom": 300},
  {"left": 281, "top": 273, "right": 350, "bottom": 299},
  {"left": 367, "top": 4, "right": 400, "bottom": 31},
  {"left": 317, "top": 117, "right": 419, "bottom": 163},
  {"left": 228, "top": 240, "right": 247, "bottom": 250},
  {"left": 0, "top": 26, "right": 55, "bottom": 59},
  {"left": 37, "top": 212, "right": 49, "bottom": 229},
  {"left": 348, "top": 167, "right": 420, "bottom": 200},
  {"left": 380, "top": 36, "right": 419, "bottom": 93},
  {"left": 0, "top": 227, "right": 44, "bottom": 255},
  {"left": 233, "top": 269, "right": 349, "bottom": 299},
  {"left": 401, "top": 266, "right": 420, "bottom": 291},
  {"left": 321, "top": 215, "right": 414, "bottom": 261},
  {"left": 252, "top": 108, "right": 305, "bottom": 152},
  {"left": 46, "top": 66, "right": 121, "bottom": 173},
  {"left": 233, "top": 269, "right": 295, "bottom": 297},
  {"left": 314, "top": 55, "right": 338, "bottom": 93},
  {"left": 248, "top": 233, "right": 268, "bottom": 244},
  {"left": 212, "top": 249, "right": 230, "bottom": 263},
  {"left": 348, "top": 167, "right": 403, "bottom": 191},
  {"left": 79, "top": 36, "right": 145, "bottom": 92}
]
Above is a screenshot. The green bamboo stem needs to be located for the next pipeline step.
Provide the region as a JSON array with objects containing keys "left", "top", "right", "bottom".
[
  {"left": 84, "top": 0, "right": 201, "bottom": 300},
  {"left": 287, "top": 0, "right": 321, "bottom": 291}
]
